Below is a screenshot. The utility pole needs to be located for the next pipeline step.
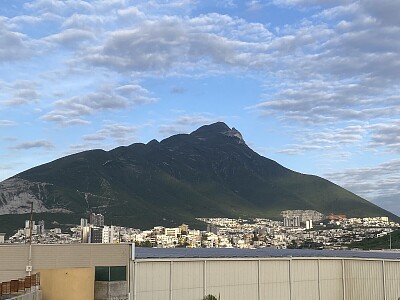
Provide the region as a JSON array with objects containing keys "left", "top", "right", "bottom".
[
  {"left": 29, "top": 202, "right": 33, "bottom": 244},
  {"left": 27, "top": 202, "right": 33, "bottom": 276}
]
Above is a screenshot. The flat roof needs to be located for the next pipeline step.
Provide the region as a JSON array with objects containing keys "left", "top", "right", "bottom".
[{"left": 135, "top": 247, "right": 400, "bottom": 260}]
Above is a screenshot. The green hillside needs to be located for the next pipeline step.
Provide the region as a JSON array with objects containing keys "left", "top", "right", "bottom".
[{"left": 349, "top": 230, "right": 400, "bottom": 250}]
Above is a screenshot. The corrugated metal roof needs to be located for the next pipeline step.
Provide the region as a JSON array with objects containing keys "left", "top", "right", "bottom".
[{"left": 135, "top": 247, "right": 400, "bottom": 260}]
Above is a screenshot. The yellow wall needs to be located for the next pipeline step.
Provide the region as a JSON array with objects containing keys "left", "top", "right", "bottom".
[{"left": 39, "top": 267, "right": 94, "bottom": 300}]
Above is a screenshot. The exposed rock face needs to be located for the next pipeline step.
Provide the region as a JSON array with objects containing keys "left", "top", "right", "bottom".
[
  {"left": 224, "top": 127, "right": 245, "bottom": 144},
  {"left": 0, "top": 178, "right": 49, "bottom": 214},
  {"left": 0, "top": 178, "right": 70, "bottom": 215}
]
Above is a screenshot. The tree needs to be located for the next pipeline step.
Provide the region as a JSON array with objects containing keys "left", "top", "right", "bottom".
[{"left": 203, "top": 294, "right": 219, "bottom": 300}]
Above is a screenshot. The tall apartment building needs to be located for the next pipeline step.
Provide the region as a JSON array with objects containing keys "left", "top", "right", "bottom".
[
  {"left": 283, "top": 216, "right": 300, "bottom": 227},
  {"left": 89, "top": 213, "right": 104, "bottom": 227},
  {"left": 281, "top": 210, "right": 325, "bottom": 223},
  {"left": 24, "top": 220, "right": 45, "bottom": 237},
  {"left": 82, "top": 226, "right": 90, "bottom": 243},
  {"left": 305, "top": 219, "right": 313, "bottom": 229},
  {"left": 81, "top": 225, "right": 115, "bottom": 244},
  {"left": 90, "top": 227, "right": 103, "bottom": 243},
  {"left": 81, "top": 218, "right": 88, "bottom": 227}
]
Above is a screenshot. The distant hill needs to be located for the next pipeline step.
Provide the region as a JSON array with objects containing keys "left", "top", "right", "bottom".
[
  {"left": 0, "top": 122, "right": 397, "bottom": 232},
  {"left": 349, "top": 230, "right": 400, "bottom": 250}
]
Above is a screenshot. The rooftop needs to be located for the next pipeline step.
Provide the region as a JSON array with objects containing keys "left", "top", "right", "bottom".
[{"left": 135, "top": 247, "right": 400, "bottom": 260}]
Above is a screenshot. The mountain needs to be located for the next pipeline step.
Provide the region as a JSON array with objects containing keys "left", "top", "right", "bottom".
[{"left": 0, "top": 122, "right": 397, "bottom": 231}]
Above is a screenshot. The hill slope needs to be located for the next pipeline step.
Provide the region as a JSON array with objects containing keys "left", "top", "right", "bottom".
[{"left": 0, "top": 122, "right": 397, "bottom": 229}]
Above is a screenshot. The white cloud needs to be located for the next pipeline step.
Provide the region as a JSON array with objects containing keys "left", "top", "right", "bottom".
[
  {"left": 361, "top": 0, "right": 400, "bottom": 27},
  {"left": 325, "top": 160, "right": 400, "bottom": 203},
  {"left": 0, "top": 120, "right": 17, "bottom": 126},
  {"left": 117, "top": 7, "right": 146, "bottom": 20},
  {"left": 137, "top": 0, "right": 198, "bottom": 14},
  {"left": 159, "top": 125, "right": 187, "bottom": 136},
  {"left": 277, "top": 125, "right": 366, "bottom": 155},
  {"left": 66, "top": 141, "right": 105, "bottom": 155},
  {"left": 0, "top": 80, "right": 39, "bottom": 106},
  {"left": 24, "top": 0, "right": 67, "bottom": 13},
  {"left": 246, "top": 0, "right": 265, "bottom": 11},
  {"left": 115, "top": 84, "right": 153, "bottom": 100},
  {"left": 83, "top": 123, "right": 139, "bottom": 145},
  {"left": 0, "top": 21, "right": 31, "bottom": 62},
  {"left": 62, "top": 13, "right": 105, "bottom": 29},
  {"left": 272, "top": 0, "right": 351, "bottom": 7},
  {"left": 41, "top": 84, "right": 156, "bottom": 126},
  {"left": 24, "top": 0, "right": 93, "bottom": 15},
  {"left": 9, "top": 15, "right": 43, "bottom": 26},
  {"left": 216, "top": 0, "right": 237, "bottom": 8},
  {"left": 158, "top": 114, "right": 219, "bottom": 136},
  {"left": 82, "top": 14, "right": 273, "bottom": 73},
  {"left": 175, "top": 115, "right": 216, "bottom": 126},
  {"left": 44, "top": 28, "right": 96, "bottom": 48},
  {"left": 368, "top": 121, "right": 400, "bottom": 153},
  {"left": 40, "top": 114, "right": 91, "bottom": 126},
  {"left": 10, "top": 140, "right": 55, "bottom": 150}
]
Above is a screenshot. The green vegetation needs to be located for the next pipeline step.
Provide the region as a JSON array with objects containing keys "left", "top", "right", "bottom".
[
  {"left": 135, "top": 241, "right": 153, "bottom": 247},
  {"left": 349, "top": 230, "right": 400, "bottom": 250},
  {"left": 203, "top": 295, "right": 219, "bottom": 300}
]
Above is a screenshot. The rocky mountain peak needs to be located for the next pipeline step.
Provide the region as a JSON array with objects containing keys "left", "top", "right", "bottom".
[
  {"left": 191, "top": 122, "right": 246, "bottom": 144},
  {"left": 223, "top": 127, "right": 245, "bottom": 144},
  {"left": 191, "top": 122, "right": 230, "bottom": 135}
]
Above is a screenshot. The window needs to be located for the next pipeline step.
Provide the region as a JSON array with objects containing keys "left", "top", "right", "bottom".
[{"left": 95, "top": 266, "right": 126, "bottom": 281}]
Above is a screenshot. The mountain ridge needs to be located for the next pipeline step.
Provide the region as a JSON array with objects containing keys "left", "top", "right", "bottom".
[{"left": 0, "top": 122, "right": 397, "bottom": 229}]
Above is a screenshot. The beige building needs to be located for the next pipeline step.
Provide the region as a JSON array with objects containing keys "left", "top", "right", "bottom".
[
  {"left": 0, "top": 244, "right": 130, "bottom": 300},
  {"left": 1, "top": 244, "right": 400, "bottom": 300}
]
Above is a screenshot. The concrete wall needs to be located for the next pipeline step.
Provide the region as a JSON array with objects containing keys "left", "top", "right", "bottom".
[
  {"left": 94, "top": 281, "right": 128, "bottom": 300},
  {"left": 131, "top": 258, "right": 400, "bottom": 300},
  {"left": 39, "top": 267, "right": 94, "bottom": 300},
  {"left": 7, "top": 290, "right": 42, "bottom": 300}
]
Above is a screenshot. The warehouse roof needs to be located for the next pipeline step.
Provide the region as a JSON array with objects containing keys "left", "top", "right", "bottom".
[{"left": 135, "top": 247, "right": 400, "bottom": 260}]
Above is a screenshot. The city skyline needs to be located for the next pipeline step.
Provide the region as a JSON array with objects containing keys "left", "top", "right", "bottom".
[{"left": 1, "top": 1, "right": 399, "bottom": 215}]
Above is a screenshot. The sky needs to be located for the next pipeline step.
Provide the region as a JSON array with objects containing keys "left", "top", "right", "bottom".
[{"left": 1, "top": 0, "right": 400, "bottom": 215}]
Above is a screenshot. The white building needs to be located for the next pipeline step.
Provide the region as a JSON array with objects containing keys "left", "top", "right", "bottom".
[
  {"left": 102, "top": 226, "right": 115, "bottom": 244},
  {"left": 80, "top": 218, "right": 88, "bottom": 227},
  {"left": 165, "top": 227, "right": 181, "bottom": 237},
  {"left": 283, "top": 216, "right": 300, "bottom": 227},
  {"left": 306, "top": 220, "right": 313, "bottom": 229}
]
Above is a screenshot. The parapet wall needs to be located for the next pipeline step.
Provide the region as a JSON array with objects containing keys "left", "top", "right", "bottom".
[
  {"left": 131, "top": 257, "right": 400, "bottom": 300},
  {"left": 4, "top": 290, "right": 42, "bottom": 300}
]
